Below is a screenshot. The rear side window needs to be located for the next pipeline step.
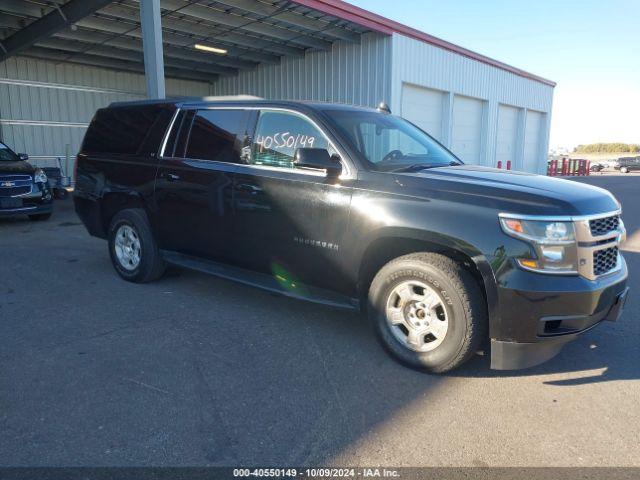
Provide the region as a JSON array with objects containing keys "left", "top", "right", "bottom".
[
  {"left": 139, "top": 108, "right": 174, "bottom": 156},
  {"left": 174, "top": 110, "right": 195, "bottom": 158},
  {"left": 82, "top": 105, "right": 174, "bottom": 156},
  {"left": 185, "top": 109, "right": 249, "bottom": 163}
]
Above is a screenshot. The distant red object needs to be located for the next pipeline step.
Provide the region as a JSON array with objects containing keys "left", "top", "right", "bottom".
[{"left": 548, "top": 157, "right": 590, "bottom": 176}]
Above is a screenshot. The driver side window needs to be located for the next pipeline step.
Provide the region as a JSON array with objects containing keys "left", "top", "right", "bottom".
[{"left": 251, "top": 111, "right": 333, "bottom": 169}]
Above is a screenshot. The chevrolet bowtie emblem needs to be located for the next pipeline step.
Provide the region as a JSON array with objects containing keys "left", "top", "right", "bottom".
[{"left": 1, "top": 181, "right": 15, "bottom": 187}]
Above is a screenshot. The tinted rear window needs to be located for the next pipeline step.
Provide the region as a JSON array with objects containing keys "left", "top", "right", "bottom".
[
  {"left": 174, "top": 110, "right": 195, "bottom": 158},
  {"left": 82, "top": 105, "right": 174, "bottom": 155},
  {"left": 185, "top": 109, "right": 249, "bottom": 162}
]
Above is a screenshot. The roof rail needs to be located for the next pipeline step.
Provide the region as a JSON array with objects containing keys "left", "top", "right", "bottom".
[
  {"left": 108, "top": 95, "right": 264, "bottom": 108},
  {"left": 108, "top": 98, "right": 180, "bottom": 108},
  {"left": 200, "top": 95, "right": 264, "bottom": 101}
]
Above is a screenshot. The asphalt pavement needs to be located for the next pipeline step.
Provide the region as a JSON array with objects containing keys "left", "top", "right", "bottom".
[{"left": 0, "top": 175, "right": 638, "bottom": 467}]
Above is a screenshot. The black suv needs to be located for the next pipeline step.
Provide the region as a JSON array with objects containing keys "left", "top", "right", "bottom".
[
  {"left": 616, "top": 157, "right": 640, "bottom": 173},
  {"left": 74, "top": 99, "right": 629, "bottom": 372},
  {"left": 0, "top": 140, "right": 53, "bottom": 221}
]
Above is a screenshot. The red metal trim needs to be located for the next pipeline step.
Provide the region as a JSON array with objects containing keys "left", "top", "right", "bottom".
[{"left": 290, "top": 0, "right": 556, "bottom": 87}]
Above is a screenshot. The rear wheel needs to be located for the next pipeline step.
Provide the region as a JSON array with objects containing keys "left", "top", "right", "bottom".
[
  {"left": 108, "top": 208, "right": 165, "bottom": 283},
  {"left": 368, "top": 253, "right": 486, "bottom": 373}
]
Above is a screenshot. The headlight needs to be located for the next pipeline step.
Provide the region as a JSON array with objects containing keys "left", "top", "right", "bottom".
[
  {"left": 34, "top": 168, "right": 48, "bottom": 184},
  {"left": 499, "top": 215, "right": 578, "bottom": 274}
]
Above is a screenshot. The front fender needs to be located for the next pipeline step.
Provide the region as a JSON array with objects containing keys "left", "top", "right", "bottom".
[
  {"left": 352, "top": 226, "right": 500, "bottom": 340},
  {"left": 343, "top": 189, "right": 518, "bottom": 341}
]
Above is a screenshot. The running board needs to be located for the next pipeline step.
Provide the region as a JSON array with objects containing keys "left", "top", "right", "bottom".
[{"left": 161, "top": 250, "right": 359, "bottom": 311}]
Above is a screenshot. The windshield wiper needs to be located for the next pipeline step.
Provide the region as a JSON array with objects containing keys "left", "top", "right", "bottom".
[{"left": 393, "top": 161, "right": 461, "bottom": 173}]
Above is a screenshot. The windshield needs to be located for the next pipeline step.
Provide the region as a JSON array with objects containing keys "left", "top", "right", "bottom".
[
  {"left": 0, "top": 142, "right": 20, "bottom": 162},
  {"left": 325, "top": 109, "right": 461, "bottom": 172}
]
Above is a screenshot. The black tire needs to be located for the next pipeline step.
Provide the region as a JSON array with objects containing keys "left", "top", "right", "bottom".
[
  {"left": 368, "top": 253, "right": 486, "bottom": 373},
  {"left": 107, "top": 208, "right": 165, "bottom": 283},
  {"left": 620, "top": 167, "right": 629, "bottom": 173},
  {"left": 28, "top": 212, "right": 52, "bottom": 221},
  {"left": 54, "top": 188, "right": 68, "bottom": 200}
]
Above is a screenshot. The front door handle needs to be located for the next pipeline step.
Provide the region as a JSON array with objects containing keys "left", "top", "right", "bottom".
[{"left": 163, "top": 173, "right": 180, "bottom": 182}]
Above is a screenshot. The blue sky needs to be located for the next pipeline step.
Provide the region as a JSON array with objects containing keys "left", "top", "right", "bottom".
[{"left": 349, "top": 0, "right": 640, "bottom": 149}]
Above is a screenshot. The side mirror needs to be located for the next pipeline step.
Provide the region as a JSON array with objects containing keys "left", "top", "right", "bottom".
[
  {"left": 18, "top": 153, "right": 29, "bottom": 161},
  {"left": 294, "top": 148, "right": 342, "bottom": 176}
]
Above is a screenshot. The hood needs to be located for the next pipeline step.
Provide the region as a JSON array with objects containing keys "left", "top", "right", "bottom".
[
  {"left": 399, "top": 165, "right": 620, "bottom": 216},
  {"left": 0, "top": 160, "right": 35, "bottom": 176}
]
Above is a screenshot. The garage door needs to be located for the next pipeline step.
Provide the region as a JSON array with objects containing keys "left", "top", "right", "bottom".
[
  {"left": 523, "top": 110, "right": 543, "bottom": 173},
  {"left": 495, "top": 104, "right": 519, "bottom": 168},
  {"left": 452, "top": 95, "right": 484, "bottom": 164},
  {"left": 401, "top": 84, "right": 445, "bottom": 141}
]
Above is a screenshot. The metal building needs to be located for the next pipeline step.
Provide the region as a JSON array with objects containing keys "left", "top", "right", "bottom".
[{"left": 0, "top": 0, "right": 555, "bottom": 175}]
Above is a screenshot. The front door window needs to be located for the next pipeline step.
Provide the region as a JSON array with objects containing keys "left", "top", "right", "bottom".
[{"left": 251, "top": 111, "right": 332, "bottom": 169}]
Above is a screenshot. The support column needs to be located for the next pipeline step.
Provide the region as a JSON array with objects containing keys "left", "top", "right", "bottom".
[{"left": 139, "top": 0, "right": 165, "bottom": 99}]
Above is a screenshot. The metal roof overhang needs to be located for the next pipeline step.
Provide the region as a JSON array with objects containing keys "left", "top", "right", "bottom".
[
  {"left": 290, "top": 0, "right": 557, "bottom": 87},
  {"left": 0, "top": 0, "right": 556, "bottom": 87}
]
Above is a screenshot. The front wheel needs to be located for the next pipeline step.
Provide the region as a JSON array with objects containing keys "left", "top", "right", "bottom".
[
  {"left": 620, "top": 167, "right": 629, "bottom": 173},
  {"left": 54, "top": 188, "right": 68, "bottom": 200},
  {"left": 368, "top": 253, "right": 487, "bottom": 373},
  {"left": 108, "top": 208, "right": 165, "bottom": 283}
]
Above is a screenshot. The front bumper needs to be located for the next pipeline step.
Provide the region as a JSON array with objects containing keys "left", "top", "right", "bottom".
[
  {"left": 490, "top": 256, "right": 629, "bottom": 370},
  {"left": 0, "top": 203, "right": 53, "bottom": 217},
  {"left": 0, "top": 185, "right": 53, "bottom": 217}
]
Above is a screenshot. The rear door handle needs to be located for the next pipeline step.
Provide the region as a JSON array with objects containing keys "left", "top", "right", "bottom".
[{"left": 163, "top": 173, "right": 180, "bottom": 181}]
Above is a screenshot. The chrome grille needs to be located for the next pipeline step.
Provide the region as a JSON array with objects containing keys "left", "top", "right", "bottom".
[
  {"left": 0, "top": 186, "right": 30, "bottom": 197},
  {"left": 593, "top": 246, "right": 619, "bottom": 276},
  {"left": 0, "top": 174, "right": 32, "bottom": 183},
  {"left": 574, "top": 210, "right": 624, "bottom": 280},
  {"left": 589, "top": 215, "right": 620, "bottom": 237},
  {"left": 0, "top": 174, "right": 32, "bottom": 197}
]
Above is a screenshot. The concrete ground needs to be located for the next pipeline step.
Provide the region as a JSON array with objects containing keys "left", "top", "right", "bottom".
[{"left": 0, "top": 176, "right": 638, "bottom": 467}]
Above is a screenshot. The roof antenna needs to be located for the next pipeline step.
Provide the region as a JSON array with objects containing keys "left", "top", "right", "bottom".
[{"left": 377, "top": 102, "right": 391, "bottom": 114}]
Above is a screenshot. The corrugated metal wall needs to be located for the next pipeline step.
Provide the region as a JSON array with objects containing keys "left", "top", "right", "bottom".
[
  {"left": 211, "top": 33, "right": 392, "bottom": 108},
  {"left": 0, "top": 31, "right": 553, "bottom": 176},
  {"left": 390, "top": 34, "right": 555, "bottom": 174},
  {"left": 0, "top": 56, "right": 211, "bottom": 174}
]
